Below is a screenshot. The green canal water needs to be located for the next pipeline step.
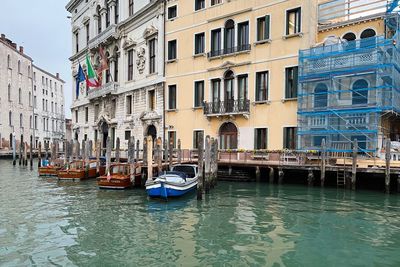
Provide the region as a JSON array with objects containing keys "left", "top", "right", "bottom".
[{"left": 1, "top": 160, "right": 400, "bottom": 267}]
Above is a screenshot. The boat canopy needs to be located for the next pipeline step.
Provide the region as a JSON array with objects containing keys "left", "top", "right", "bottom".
[{"left": 172, "top": 165, "right": 196, "bottom": 178}]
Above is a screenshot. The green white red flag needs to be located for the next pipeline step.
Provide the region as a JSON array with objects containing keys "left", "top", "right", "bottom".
[{"left": 85, "top": 54, "right": 100, "bottom": 88}]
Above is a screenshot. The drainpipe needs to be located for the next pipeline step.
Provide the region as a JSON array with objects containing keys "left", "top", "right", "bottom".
[
  {"left": 162, "top": 0, "right": 166, "bottom": 145},
  {"left": 31, "top": 63, "right": 35, "bottom": 153}
]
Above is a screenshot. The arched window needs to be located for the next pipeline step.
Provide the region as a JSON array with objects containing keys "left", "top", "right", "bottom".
[
  {"left": 314, "top": 83, "right": 328, "bottom": 108},
  {"left": 20, "top": 114, "right": 23, "bottom": 127},
  {"left": 360, "top": 29, "right": 376, "bottom": 39},
  {"left": 343, "top": 32, "right": 356, "bottom": 50},
  {"left": 360, "top": 29, "right": 376, "bottom": 48},
  {"left": 97, "top": 6, "right": 102, "bottom": 34},
  {"left": 29, "top": 92, "right": 32, "bottom": 106},
  {"left": 30, "top": 116, "right": 32, "bottom": 129},
  {"left": 9, "top": 111, "right": 12, "bottom": 126},
  {"left": 28, "top": 66, "right": 31, "bottom": 77},
  {"left": 352, "top": 79, "right": 369, "bottom": 105},
  {"left": 8, "top": 84, "right": 11, "bottom": 101},
  {"left": 105, "top": 51, "right": 111, "bottom": 83},
  {"left": 224, "top": 70, "right": 235, "bottom": 112},
  {"left": 105, "top": 0, "right": 110, "bottom": 27},
  {"left": 224, "top": 19, "right": 235, "bottom": 53},
  {"left": 114, "top": 46, "right": 119, "bottom": 82},
  {"left": 7, "top": 55, "right": 11, "bottom": 68},
  {"left": 19, "top": 88, "right": 22, "bottom": 104},
  {"left": 115, "top": 0, "right": 119, "bottom": 23},
  {"left": 18, "top": 60, "right": 21, "bottom": 73}
]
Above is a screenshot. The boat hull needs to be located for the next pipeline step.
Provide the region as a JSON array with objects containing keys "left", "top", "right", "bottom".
[
  {"left": 146, "top": 180, "right": 197, "bottom": 199},
  {"left": 38, "top": 167, "right": 61, "bottom": 177},
  {"left": 58, "top": 167, "right": 105, "bottom": 180}
]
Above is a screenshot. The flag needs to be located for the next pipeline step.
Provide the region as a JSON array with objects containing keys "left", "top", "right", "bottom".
[
  {"left": 85, "top": 54, "right": 100, "bottom": 88},
  {"left": 97, "top": 46, "right": 109, "bottom": 85},
  {"left": 76, "top": 63, "right": 86, "bottom": 97}
]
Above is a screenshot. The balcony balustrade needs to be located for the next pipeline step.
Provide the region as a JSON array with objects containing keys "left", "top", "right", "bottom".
[
  {"left": 204, "top": 99, "right": 250, "bottom": 116},
  {"left": 88, "top": 25, "right": 118, "bottom": 49},
  {"left": 207, "top": 44, "right": 251, "bottom": 58},
  {"left": 87, "top": 82, "right": 119, "bottom": 100}
]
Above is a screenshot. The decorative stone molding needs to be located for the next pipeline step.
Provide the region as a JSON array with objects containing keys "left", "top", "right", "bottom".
[
  {"left": 136, "top": 47, "right": 146, "bottom": 74},
  {"left": 143, "top": 26, "right": 158, "bottom": 40},
  {"left": 122, "top": 37, "right": 136, "bottom": 50},
  {"left": 140, "top": 110, "right": 162, "bottom": 122}
]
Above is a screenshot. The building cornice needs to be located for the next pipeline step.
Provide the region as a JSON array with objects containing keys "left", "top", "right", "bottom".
[
  {"left": 118, "top": 0, "right": 164, "bottom": 30},
  {"left": 33, "top": 65, "right": 66, "bottom": 83},
  {"left": 318, "top": 12, "right": 386, "bottom": 32},
  {"left": 0, "top": 39, "right": 33, "bottom": 62},
  {"left": 66, "top": 0, "right": 83, "bottom": 12}
]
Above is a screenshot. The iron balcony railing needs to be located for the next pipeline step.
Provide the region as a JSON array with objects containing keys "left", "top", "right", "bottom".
[
  {"left": 204, "top": 99, "right": 250, "bottom": 116},
  {"left": 207, "top": 44, "right": 251, "bottom": 58}
]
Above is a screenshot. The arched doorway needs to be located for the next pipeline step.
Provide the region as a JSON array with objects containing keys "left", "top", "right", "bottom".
[
  {"left": 146, "top": 125, "right": 157, "bottom": 141},
  {"left": 352, "top": 79, "right": 369, "bottom": 105},
  {"left": 219, "top": 122, "right": 238, "bottom": 149}
]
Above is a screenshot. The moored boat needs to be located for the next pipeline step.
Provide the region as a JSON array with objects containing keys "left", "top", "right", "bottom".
[
  {"left": 97, "top": 163, "right": 141, "bottom": 189},
  {"left": 38, "top": 159, "right": 64, "bottom": 177},
  {"left": 145, "top": 164, "right": 198, "bottom": 199},
  {"left": 58, "top": 160, "right": 106, "bottom": 181}
]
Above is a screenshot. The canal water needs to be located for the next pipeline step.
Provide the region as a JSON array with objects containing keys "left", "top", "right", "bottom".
[{"left": 1, "top": 160, "right": 400, "bottom": 267}]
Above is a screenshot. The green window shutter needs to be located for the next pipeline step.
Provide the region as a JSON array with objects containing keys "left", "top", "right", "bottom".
[
  {"left": 265, "top": 129, "right": 268, "bottom": 150},
  {"left": 293, "top": 67, "right": 299, "bottom": 98},
  {"left": 265, "top": 15, "right": 270, "bottom": 39},
  {"left": 254, "top": 129, "right": 258, "bottom": 149}
]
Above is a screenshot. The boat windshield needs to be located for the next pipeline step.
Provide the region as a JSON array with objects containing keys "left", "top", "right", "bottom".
[
  {"left": 111, "top": 165, "right": 129, "bottom": 175},
  {"left": 172, "top": 166, "right": 196, "bottom": 178},
  {"left": 70, "top": 161, "right": 83, "bottom": 169}
]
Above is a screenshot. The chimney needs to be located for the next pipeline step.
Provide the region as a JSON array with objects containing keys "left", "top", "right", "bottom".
[
  {"left": 11, "top": 42, "right": 17, "bottom": 49},
  {"left": 1, "top": 34, "right": 5, "bottom": 41},
  {"left": 19, "top": 46, "right": 24, "bottom": 54},
  {"left": 56, "top": 73, "right": 60, "bottom": 79}
]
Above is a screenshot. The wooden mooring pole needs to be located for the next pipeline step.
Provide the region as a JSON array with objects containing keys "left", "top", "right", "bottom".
[
  {"left": 147, "top": 136, "right": 153, "bottom": 183},
  {"left": 24, "top": 142, "right": 28, "bottom": 166},
  {"left": 204, "top": 135, "right": 211, "bottom": 193},
  {"left": 19, "top": 139, "right": 23, "bottom": 165},
  {"left": 156, "top": 137, "right": 162, "bottom": 174},
  {"left": 197, "top": 131, "right": 204, "bottom": 200},
  {"left": 211, "top": 138, "right": 218, "bottom": 187},
  {"left": 143, "top": 138, "right": 148, "bottom": 166},
  {"left": 351, "top": 139, "right": 358, "bottom": 190},
  {"left": 269, "top": 167, "right": 274, "bottom": 184},
  {"left": 136, "top": 139, "right": 140, "bottom": 163},
  {"left": 308, "top": 168, "right": 314, "bottom": 186},
  {"left": 96, "top": 141, "right": 100, "bottom": 175},
  {"left": 38, "top": 141, "right": 42, "bottom": 167},
  {"left": 320, "top": 138, "right": 326, "bottom": 187},
  {"left": 115, "top": 137, "right": 120, "bottom": 163},
  {"left": 385, "top": 139, "right": 391, "bottom": 194},
  {"left": 29, "top": 138, "right": 33, "bottom": 170},
  {"left": 106, "top": 136, "right": 112, "bottom": 175},
  {"left": 45, "top": 142, "right": 49, "bottom": 161},
  {"left": 88, "top": 140, "right": 93, "bottom": 158},
  {"left": 177, "top": 139, "right": 182, "bottom": 164},
  {"left": 168, "top": 139, "right": 173, "bottom": 170},
  {"left": 128, "top": 136, "right": 135, "bottom": 185}
]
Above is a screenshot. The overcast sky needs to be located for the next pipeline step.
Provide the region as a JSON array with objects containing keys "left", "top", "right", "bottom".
[{"left": 0, "top": 0, "right": 72, "bottom": 118}]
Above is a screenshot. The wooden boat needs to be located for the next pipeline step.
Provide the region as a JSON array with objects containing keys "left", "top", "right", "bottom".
[
  {"left": 146, "top": 164, "right": 198, "bottom": 199},
  {"left": 58, "top": 160, "right": 106, "bottom": 181},
  {"left": 38, "top": 159, "right": 64, "bottom": 177},
  {"left": 97, "top": 163, "right": 141, "bottom": 189}
]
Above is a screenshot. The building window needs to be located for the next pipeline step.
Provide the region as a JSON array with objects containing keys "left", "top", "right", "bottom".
[
  {"left": 237, "top": 74, "right": 248, "bottom": 101},
  {"left": 128, "top": 49, "right": 134, "bottom": 81},
  {"left": 194, "top": 32, "right": 205, "bottom": 55},
  {"left": 193, "top": 130, "right": 204, "bottom": 149},
  {"left": 168, "top": 85, "right": 177, "bottom": 110},
  {"left": 20, "top": 114, "right": 23, "bottom": 127},
  {"left": 126, "top": 95, "right": 132, "bottom": 115},
  {"left": 148, "top": 90, "right": 155, "bottom": 111},
  {"left": 149, "top": 39, "right": 156, "bottom": 74},
  {"left": 168, "top": 40, "right": 177, "bottom": 60},
  {"left": 7, "top": 55, "right": 11, "bottom": 68},
  {"left": 129, "top": 0, "right": 134, "bottom": 16},
  {"left": 286, "top": 7, "right": 301, "bottom": 35},
  {"left": 237, "top": 21, "right": 249, "bottom": 50},
  {"left": 194, "top": 81, "right": 204, "bottom": 108},
  {"left": 210, "top": 28, "right": 221, "bottom": 56},
  {"left": 125, "top": 130, "right": 131, "bottom": 141},
  {"left": 34, "top": 96, "right": 37, "bottom": 108},
  {"left": 211, "top": 79, "right": 221, "bottom": 103},
  {"left": 75, "top": 110, "right": 78, "bottom": 123},
  {"left": 168, "top": 5, "right": 177, "bottom": 20},
  {"left": 257, "top": 15, "right": 270, "bottom": 41},
  {"left": 18, "top": 88, "right": 22, "bottom": 104},
  {"left": 254, "top": 128, "right": 268, "bottom": 149},
  {"left": 86, "top": 23, "right": 90, "bottom": 45},
  {"left": 115, "top": 0, "right": 119, "bottom": 23},
  {"left": 18, "top": 61, "right": 21, "bottom": 73},
  {"left": 7, "top": 84, "right": 11, "bottom": 101},
  {"left": 111, "top": 99, "right": 116, "bottom": 118},
  {"left": 9, "top": 111, "right": 12, "bottom": 126},
  {"left": 314, "top": 83, "right": 328, "bottom": 108},
  {"left": 285, "top": 66, "right": 298, "bottom": 99},
  {"left": 352, "top": 79, "right": 369, "bottom": 105},
  {"left": 97, "top": 6, "right": 102, "bottom": 33},
  {"left": 34, "top": 116, "right": 38, "bottom": 130},
  {"left": 283, "top": 127, "right": 297, "bottom": 149},
  {"left": 94, "top": 104, "right": 99, "bottom": 122},
  {"left": 255, "top": 71, "right": 268, "bottom": 101},
  {"left": 168, "top": 131, "right": 177, "bottom": 149},
  {"left": 75, "top": 31, "right": 79, "bottom": 53},
  {"left": 105, "top": 1, "right": 110, "bottom": 27},
  {"left": 211, "top": 0, "right": 222, "bottom": 6},
  {"left": 85, "top": 107, "right": 88, "bottom": 123},
  {"left": 195, "top": 0, "right": 205, "bottom": 11},
  {"left": 224, "top": 20, "right": 235, "bottom": 53}
]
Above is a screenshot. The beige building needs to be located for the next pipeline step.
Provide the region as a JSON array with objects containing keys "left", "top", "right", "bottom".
[{"left": 164, "top": 0, "right": 317, "bottom": 150}]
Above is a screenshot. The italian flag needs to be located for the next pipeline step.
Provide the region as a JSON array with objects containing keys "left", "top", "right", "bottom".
[{"left": 86, "top": 54, "right": 100, "bottom": 88}]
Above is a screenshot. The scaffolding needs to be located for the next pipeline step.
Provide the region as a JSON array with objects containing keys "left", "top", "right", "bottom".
[{"left": 298, "top": 8, "right": 400, "bottom": 157}]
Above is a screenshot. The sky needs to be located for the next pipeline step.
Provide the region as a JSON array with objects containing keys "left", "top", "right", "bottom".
[{"left": 0, "top": 0, "right": 72, "bottom": 118}]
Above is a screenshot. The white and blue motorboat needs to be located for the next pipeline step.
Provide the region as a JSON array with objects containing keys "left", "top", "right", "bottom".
[{"left": 145, "top": 164, "right": 198, "bottom": 199}]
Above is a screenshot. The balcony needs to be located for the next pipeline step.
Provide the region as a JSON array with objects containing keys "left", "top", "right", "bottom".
[
  {"left": 88, "top": 82, "right": 119, "bottom": 100},
  {"left": 207, "top": 44, "right": 251, "bottom": 58},
  {"left": 88, "top": 25, "right": 118, "bottom": 50},
  {"left": 204, "top": 99, "right": 250, "bottom": 117}
]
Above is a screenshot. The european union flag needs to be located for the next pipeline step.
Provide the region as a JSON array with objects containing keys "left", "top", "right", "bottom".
[{"left": 76, "top": 63, "right": 86, "bottom": 98}]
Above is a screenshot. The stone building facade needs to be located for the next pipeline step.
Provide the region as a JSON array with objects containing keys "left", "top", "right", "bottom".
[
  {"left": 32, "top": 66, "right": 66, "bottom": 148},
  {"left": 66, "top": 0, "right": 165, "bottom": 150}
]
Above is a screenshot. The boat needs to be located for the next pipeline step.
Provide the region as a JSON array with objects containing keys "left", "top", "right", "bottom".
[
  {"left": 97, "top": 163, "right": 141, "bottom": 189},
  {"left": 38, "top": 159, "right": 64, "bottom": 177},
  {"left": 145, "top": 164, "right": 198, "bottom": 199},
  {"left": 58, "top": 159, "right": 106, "bottom": 181}
]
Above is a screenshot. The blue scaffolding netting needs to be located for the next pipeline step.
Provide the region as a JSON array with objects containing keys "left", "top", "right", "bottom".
[{"left": 297, "top": 7, "right": 400, "bottom": 156}]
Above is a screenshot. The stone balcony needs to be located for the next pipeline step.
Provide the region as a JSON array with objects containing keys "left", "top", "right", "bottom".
[
  {"left": 88, "top": 25, "right": 118, "bottom": 50},
  {"left": 204, "top": 99, "right": 250, "bottom": 118},
  {"left": 88, "top": 82, "right": 119, "bottom": 100}
]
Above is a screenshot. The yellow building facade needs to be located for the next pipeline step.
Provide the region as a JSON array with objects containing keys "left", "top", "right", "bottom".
[{"left": 164, "top": 0, "right": 318, "bottom": 150}]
